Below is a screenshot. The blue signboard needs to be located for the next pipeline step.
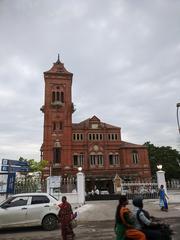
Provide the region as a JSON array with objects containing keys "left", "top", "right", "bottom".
[
  {"left": 2, "top": 159, "right": 29, "bottom": 167},
  {"left": 1, "top": 165, "right": 29, "bottom": 172},
  {"left": 1, "top": 166, "right": 8, "bottom": 171}
]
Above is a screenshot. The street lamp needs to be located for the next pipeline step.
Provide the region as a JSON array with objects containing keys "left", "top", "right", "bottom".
[
  {"left": 78, "top": 166, "right": 82, "bottom": 172},
  {"left": 157, "top": 164, "right": 162, "bottom": 170},
  {"left": 176, "top": 103, "right": 180, "bottom": 134}
]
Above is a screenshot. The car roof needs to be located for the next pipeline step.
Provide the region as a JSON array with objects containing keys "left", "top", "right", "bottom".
[{"left": 13, "top": 193, "right": 50, "bottom": 197}]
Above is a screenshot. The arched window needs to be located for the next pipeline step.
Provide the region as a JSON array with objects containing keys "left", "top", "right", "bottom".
[
  {"left": 73, "top": 153, "right": 84, "bottom": 167},
  {"left": 61, "top": 91, "right": 64, "bottom": 103},
  {"left": 132, "top": 150, "right": 139, "bottom": 164},
  {"left": 89, "top": 153, "right": 96, "bottom": 166},
  {"left": 52, "top": 91, "right": 56, "bottom": 102},
  {"left": 52, "top": 121, "right": 63, "bottom": 131},
  {"left": 89, "top": 152, "right": 104, "bottom": 166},
  {"left": 53, "top": 147, "right": 61, "bottom": 164},
  {"left": 53, "top": 141, "right": 61, "bottom": 164},
  {"left": 57, "top": 92, "right": 60, "bottom": 101},
  {"left": 109, "top": 153, "right": 119, "bottom": 165},
  {"left": 51, "top": 90, "right": 65, "bottom": 103},
  {"left": 109, "top": 153, "right": 113, "bottom": 165},
  {"left": 97, "top": 153, "right": 103, "bottom": 166}
]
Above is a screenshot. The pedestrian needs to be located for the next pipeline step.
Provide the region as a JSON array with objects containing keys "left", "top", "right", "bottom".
[
  {"left": 115, "top": 195, "right": 146, "bottom": 240},
  {"left": 159, "top": 185, "right": 169, "bottom": 211},
  {"left": 58, "top": 196, "right": 75, "bottom": 240}
]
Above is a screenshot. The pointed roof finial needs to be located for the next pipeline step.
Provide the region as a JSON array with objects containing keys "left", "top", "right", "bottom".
[{"left": 56, "top": 53, "right": 60, "bottom": 64}]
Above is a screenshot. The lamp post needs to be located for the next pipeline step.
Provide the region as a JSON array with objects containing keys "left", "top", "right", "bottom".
[
  {"left": 76, "top": 167, "right": 85, "bottom": 205},
  {"left": 176, "top": 103, "right": 180, "bottom": 134}
]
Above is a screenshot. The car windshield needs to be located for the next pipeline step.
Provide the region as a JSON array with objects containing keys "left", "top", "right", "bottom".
[
  {"left": 0, "top": 196, "right": 14, "bottom": 207},
  {"left": 49, "top": 194, "right": 58, "bottom": 201}
]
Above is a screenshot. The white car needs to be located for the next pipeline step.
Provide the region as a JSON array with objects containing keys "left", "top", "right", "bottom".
[{"left": 0, "top": 193, "right": 60, "bottom": 230}]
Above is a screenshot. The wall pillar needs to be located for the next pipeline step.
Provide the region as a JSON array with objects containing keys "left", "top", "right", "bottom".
[
  {"left": 156, "top": 170, "right": 167, "bottom": 193},
  {"left": 77, "top": 171, "right": 85, "bottom": 205}
]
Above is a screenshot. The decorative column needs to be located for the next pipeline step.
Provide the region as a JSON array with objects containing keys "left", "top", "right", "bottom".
[
  {"left": 77, "top": 167, "right": 85, "bottom": 205},
  {"left": 156, "top": 165, "right": 167, "bottom": 193}
]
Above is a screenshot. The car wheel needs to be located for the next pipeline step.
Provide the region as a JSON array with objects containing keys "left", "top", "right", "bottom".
[{"left": 42, "top": 214, "right": 58, "bottom": 231}]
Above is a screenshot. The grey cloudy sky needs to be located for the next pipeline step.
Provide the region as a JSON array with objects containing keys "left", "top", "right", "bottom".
[{"left": 0, "top": 0, "right": 180, "bottom": 162}]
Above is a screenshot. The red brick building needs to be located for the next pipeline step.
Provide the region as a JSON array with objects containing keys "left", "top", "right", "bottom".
[{"left": 40, "top": 56, "right": 151, "bottom": 193}]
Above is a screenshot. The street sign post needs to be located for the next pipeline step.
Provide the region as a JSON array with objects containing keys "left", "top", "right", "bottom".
[
  {"left": 1, "top": 159, "right": 30, "bottom": 198},
  {"left": 0, "top": 174, "right": 8, "bottom": 193},
  {"left": 0, "top": 173, "right": 15, "bottom": 194},
  {"left": 7, "top": 173, "right": 16, "bottom": 194}
]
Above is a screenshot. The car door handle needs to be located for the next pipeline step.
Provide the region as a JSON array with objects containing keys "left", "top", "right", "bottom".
[
  {"left": 44, "top": 205, "right": 50, "bottom": 207},
  {"left": 21, "top": 207, "right": 27, "bottom": 210}
]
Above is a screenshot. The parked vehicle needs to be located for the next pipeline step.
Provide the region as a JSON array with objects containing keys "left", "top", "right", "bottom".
[{"left": 0, "top": 193, "right": 60, "bottom": 230}]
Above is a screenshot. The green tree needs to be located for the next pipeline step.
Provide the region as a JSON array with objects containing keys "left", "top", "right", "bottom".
[
  {"left": 144, "top": 142, "right": 180, "bottom": 180},
  {"left": 18, "top": 157, "right": 48, "bottom": 173}
]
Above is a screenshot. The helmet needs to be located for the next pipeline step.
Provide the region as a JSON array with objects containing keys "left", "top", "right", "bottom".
[{"left": 132, "top": 197, "right": 143, "bottom": 208}]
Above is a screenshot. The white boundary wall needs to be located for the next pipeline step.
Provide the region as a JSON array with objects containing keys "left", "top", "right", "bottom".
[{"left": 47, "top": 172, "right": 85, "bottom": 205}]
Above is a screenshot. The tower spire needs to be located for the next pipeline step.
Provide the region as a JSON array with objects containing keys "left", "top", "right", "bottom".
[{"left": 56, "top": 53, "right": 60, "bottom": 64}]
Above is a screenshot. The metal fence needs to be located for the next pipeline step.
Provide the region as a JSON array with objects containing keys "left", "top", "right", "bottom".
[
  {"left": 14, "top": 176, "right": 76, "bottom": 195},
  {"left": 121, "top": 182, "right": 158, "bottom": 199},
  {"left": 14, "top": 177, "right": 46, "bottom": 194},
  {"left": 167, "top": 179, "right": 180, "bottom": 190},
  {"left": 86, "top": 181, "right": 159, "bottom": 201},
  {"left": 13, "top": 177, "right": 179, "bottom": 200},
  {"left": 60, "top": 176, "right": 76, "bottom": 193}
]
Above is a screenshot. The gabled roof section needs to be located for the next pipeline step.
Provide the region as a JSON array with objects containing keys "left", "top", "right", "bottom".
[
  {"left": 120, "top": 141, "right": 146, "bottom": 148},
  {"left": 44, "top": 54, "right": 73, "bottom": 76},
  {"left": 90, "top": 115, "right": 100, "bottom": 122},
  {"left": 72, "top": 116, "right": 120, "bottom": 129}
]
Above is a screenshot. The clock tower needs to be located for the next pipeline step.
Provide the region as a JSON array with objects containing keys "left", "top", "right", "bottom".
[
  {"left": 40, "top": 56, "right": 151, "bottom": 184},
  {"left": 41, "top": 55, "right": 74, "bottom": 176}
]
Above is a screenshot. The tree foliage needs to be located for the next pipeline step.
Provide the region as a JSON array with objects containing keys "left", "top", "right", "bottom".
[
  {"left": 144, "top": 142, "right": 180, "bottom": 180},
  {"left": 19, "top": 157, "right": 48, "bottom": 173}
]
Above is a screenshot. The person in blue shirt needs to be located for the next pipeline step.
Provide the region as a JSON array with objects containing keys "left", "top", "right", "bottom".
[
  {"left": 132, "top": 196, "right": 173, "bottom": 240},
  {"left": 159, "top": 185, "right": 169, "bottom": 211}
]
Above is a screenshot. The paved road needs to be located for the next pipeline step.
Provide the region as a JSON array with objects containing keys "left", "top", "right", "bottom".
[
  {"left": 0, "top": 200, "right": 180, "bottom": 240},
  {"left": 0, "top": 218, "right": 179, "bottom": 240}
]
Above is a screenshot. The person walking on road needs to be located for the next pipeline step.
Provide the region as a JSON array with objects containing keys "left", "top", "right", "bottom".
[
  {"left": 115, "top": 195, "right": 147, "bottom": 240},
  {"left": 159, "top": 185, "right": 169, "bottom": 211},
  {"left": 58, "top": 196, "right": 75, "bottom": 240}
]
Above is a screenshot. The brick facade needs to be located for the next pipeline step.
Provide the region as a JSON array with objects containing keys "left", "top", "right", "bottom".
[{"left": 40, "top": 57, "right": 151, "bottom": 192}]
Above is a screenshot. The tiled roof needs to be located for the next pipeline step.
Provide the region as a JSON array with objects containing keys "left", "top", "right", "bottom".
[
  {"left": 120, "top": 141, "right": 145, "bottom": 148},
  {"left": 72, "top": 116, "right": 120, "bottom": 129},
  {"left": 44, "top": 57, "right": 72, "bottom": 75}
]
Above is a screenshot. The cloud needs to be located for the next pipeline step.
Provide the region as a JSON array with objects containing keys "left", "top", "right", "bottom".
[{"left": 0, "top": 0, "right": 180, "bottom": 161}]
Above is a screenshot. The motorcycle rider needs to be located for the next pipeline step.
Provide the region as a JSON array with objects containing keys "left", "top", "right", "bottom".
[{"left": 132, "top": 197, "right": 162, "bottom": 240}]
